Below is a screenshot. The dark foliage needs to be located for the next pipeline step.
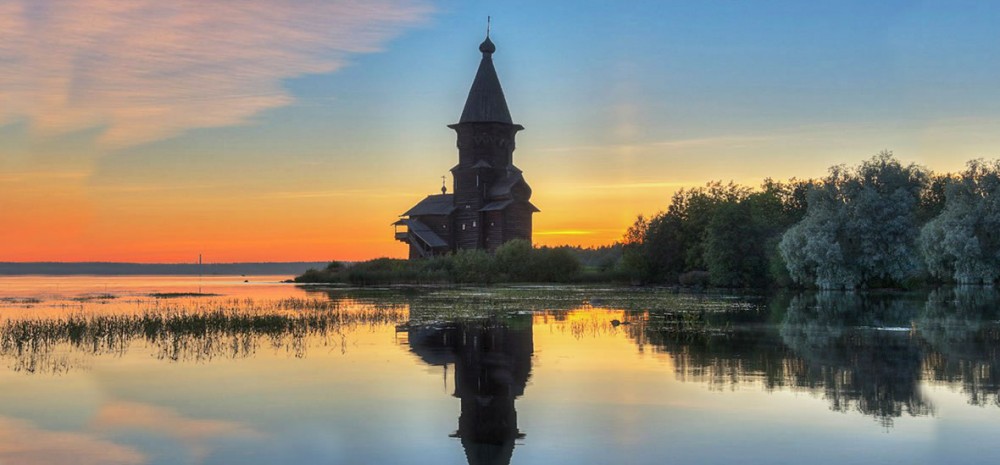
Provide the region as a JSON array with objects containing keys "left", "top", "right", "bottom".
[
  {"left": 296, "top": 241, "right": 587, "bottom": 285},
  {"left": 622, "top": 179, "right": 811, "bottom": 287}
]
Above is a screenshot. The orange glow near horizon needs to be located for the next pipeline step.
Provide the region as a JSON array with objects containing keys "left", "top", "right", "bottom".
[
  {"left": 0, "top": 171, "right": 686, "bottom": 262},
  {"left": 3, "top": 1, "right": 996, "bottom": 263}
]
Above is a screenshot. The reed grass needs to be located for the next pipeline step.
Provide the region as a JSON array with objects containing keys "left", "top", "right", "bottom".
[{"left": 0, "top": 297, "right": 408, "bottom": 373}]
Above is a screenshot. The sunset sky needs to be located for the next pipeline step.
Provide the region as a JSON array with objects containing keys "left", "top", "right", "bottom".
[{"left": 3, "top": 0, "right": 1000, "bottom": 262}]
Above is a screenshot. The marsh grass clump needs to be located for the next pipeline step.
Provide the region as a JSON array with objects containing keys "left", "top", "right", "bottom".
[
  {"left": 0, "top": 297, "right": 408, "bottom": 373},
  {"left": 149, "top": 292, "right": 221, "bottom": 298},
  {"left": 71, "top": 294, "right": 118, "bottom": 302},
  {"left": 0, "top": 297, "right": 43, "bottom": 306}
]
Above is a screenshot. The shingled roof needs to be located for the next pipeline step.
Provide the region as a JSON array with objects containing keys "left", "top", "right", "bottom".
[
  {"left": 488, "top": 173, "right": 531, "bottom": 199},
  {"left": 405, "top": 219, "right": 449, "bottom": 249},
  {"left": 458, "top": 36, "right": 513, "bottom": 124},
  {"left": 402, "top": 194, "right": 455, "bottom": 216},
  {"left": 479, "top": 199, "right": 513, "bottom": 211}
]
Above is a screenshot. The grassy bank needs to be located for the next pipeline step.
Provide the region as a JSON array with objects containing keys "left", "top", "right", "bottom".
[{"left": 296, "top": 240, "right": 626, "bottom": 286}]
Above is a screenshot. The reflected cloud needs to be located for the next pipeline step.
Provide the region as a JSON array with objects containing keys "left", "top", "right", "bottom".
[
  {"left": 0, "top": 0, "right": 431, "bottom": 146},
  {"left": 0, "top": 416, "right": 144, "bottom": 465},
  {"left": 91, "top": 401, "right": 259, "bottom": 462}
]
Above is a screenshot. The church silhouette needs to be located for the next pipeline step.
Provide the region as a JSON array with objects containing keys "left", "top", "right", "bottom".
[{"left": 395, "top": 33, "right": 538, "bottom": 259}]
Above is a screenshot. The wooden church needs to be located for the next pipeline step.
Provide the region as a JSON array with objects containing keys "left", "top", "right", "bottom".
[{"left": 394, "top": 33, "right": 538, "bottom": 259}]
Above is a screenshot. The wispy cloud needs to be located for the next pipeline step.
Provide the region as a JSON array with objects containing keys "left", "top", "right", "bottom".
[
  {"left": 259, "top": 189, "right": 417, "bottom": 200},
  {"left": 534, "top": 230, "right": 595, "bottom": 236},
  {"left": 0, "top": 171, "right": 91, "bottom": 182},
  {"left": 0, "top": 0, "right": 432, "bottom": 146},
  {"left": 536, "top": 134, "right": 776, "bottom": 155},
  {"left": 586, "top": 181, "right": 696, "bottom": 189},
  {"left": 535, "top": 229, "right": 625, "bottom": 236}
]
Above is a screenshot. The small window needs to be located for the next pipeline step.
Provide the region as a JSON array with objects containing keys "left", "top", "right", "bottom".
[
  {"left": 490, "top": 221, "right": 495, "bottom": 226},
  {"left": 462, "top": 224, "right": 466, "bottom": 231},
  {"left": 472, "top": 221, "right": 477, "bottom": 228},
  {"left": 442, "top": 224, "right": 447, "bottom": 229}
]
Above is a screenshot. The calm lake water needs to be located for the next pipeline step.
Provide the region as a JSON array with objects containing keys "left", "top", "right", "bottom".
[{"left": 1, "top": 276, "right": 999, "bottom": 465}]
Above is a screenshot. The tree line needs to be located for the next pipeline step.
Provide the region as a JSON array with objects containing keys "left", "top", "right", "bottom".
[{"left": 622, "top": 151, "right": 1000, "bottom": 289}]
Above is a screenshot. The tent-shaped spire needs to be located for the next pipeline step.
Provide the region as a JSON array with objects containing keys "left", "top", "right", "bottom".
[{"left": 458, "top": 35, "right": 513, "bottom": 124}]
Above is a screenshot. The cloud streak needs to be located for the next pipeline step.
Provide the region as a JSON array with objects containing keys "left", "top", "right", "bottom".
[{"left": 0, "top": 0, "right": 432, "bottom": 146}]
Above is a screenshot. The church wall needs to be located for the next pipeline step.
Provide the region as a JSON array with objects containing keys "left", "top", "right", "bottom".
[
  {"left": 408, "top": 244, "right": 423, "bottom": 260},
  {"left": 454, "top": 208, "right": 482, "bottom": 250},
  {"left": 502, "top": 204, "right": 533, "bottom": 244},
  {"left": 485, "top": 211, "right": 505, "bottom": 252}
]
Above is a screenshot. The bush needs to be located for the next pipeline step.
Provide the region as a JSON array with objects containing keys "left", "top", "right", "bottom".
[
  {"left": 532, "top": 247, "right": 581, "bottom": 282},
  {"left": 345, "top": 258, "right": 445, "bottom": 285},
  {"left": 495, "top": 239, "right": 533, "bottom": 281},
  {"left": 293, "top": 268, "right": 340, "bottom": 283},
  {"left": 293, "top": 261, "right": 347, "bottom": 283},
  {"left": 450, "top": 249, "right": 496, "bottom": 283},
  {"left": 678, "top": 270, "right": 710, "bottom": 287}
]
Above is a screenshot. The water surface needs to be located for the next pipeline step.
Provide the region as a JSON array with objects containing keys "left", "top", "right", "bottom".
[{"left": 0, "top": 276, "right": 998, "bottom": 464}]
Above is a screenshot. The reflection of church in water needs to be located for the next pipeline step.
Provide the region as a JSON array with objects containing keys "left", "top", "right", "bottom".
[{"left": 401, "top": 314, "right": 533, "bottom": 465}]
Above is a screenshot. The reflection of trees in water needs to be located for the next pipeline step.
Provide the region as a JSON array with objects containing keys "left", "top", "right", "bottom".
[
  {"left": 621, "top": 305, "right": 796, "bottom": 391},
  {"left": 0, "top": 299, "right": 407, "bottom": 373},
  {"left": 627, "top": 292, "right": 937, "bottom": 426},
  {"left": 403, "top": 314, "right": 532, "bottom": 465},
  {"left": 780, "top": 292, "right": 930, "bottom": 426},
  {"left": 919, "top": 287, "right": 1000, "bottom": 406},
  {"left": 626, "top": 288, "right": 1000, "bottom": 425},
  {"left": 645, "top": 327, "right": 797, "bottom": 391}
]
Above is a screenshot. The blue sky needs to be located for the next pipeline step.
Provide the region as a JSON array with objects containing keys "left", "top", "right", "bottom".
[{"left": 3, "top": 0, "right": 1000, "bottom": 260}]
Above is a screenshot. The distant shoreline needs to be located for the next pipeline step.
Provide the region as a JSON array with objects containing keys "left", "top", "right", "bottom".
[{"left": 0, "top": 262, "right": 331, "bottom": 276}]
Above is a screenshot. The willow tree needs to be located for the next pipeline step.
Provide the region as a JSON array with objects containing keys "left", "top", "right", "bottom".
[
  {"left": 920, "top": 159, "right": 1000, "bottom": 284},
  {"left": 780, "top": 151, "right": 928, "bottom": 289}
]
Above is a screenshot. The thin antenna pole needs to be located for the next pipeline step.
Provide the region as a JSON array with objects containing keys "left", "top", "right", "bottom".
[
  {"left": 487, "top": 16, "right": 491, "bottom": 38},
  {"left": 198, "top": 253, "right": 203, "bottom": 293}
]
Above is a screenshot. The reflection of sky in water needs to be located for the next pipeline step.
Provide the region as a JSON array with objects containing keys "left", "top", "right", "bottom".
[{"left": 0, "top": 278, "right": 998, "bottom": 464}]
